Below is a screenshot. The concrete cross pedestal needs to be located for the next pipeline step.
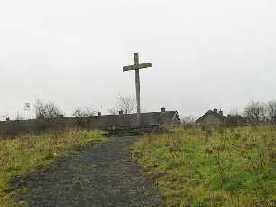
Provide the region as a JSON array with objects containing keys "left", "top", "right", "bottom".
[{"left": 123, "top": 53, "right": 152, "bottom": 124}]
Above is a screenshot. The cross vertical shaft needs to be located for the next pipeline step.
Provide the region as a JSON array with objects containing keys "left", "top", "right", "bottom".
[
  {"left": 134, "top": 53, "right": 141, "bottom": 114},
  {"left": 123, "top": 53, "right": 152, "bottom": 117}
]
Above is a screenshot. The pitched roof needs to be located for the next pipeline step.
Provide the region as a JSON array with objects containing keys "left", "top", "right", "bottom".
[
  {"left": 91, "top": 111, "right": 180, "bottom": 129},
  {"left": 196, "top": 110, "right": 225, "bottom": 123},
  {"left": 0, "top": 111, "right": 180, "bottom": 137}
]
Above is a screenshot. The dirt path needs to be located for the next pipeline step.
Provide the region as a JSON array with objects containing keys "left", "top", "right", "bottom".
[{"left": 16, "top": 136, "right": 162, "bottom": 207}]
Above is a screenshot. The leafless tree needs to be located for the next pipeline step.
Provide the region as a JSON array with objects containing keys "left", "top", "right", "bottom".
[
  {"left": 108, "top": 95, "right": 136, "bottom": 115},
  {"left": 34, "top": 99, "right": 64, "bottom": 119},
  {"left": 72, "top": 107, "right": 96, "bottom": 118},
  {"left": 116, "top": 95, "right": 136, "bottom": 114},
  {"left": 108, "top": 107, "right": 118, "bottom": 115},
  {"left": 267, "top": 100, "right": 276, "bottom": 123},
  {"left": 72, "top": 107, "right": 96, "bottom": 128},
  {"left": 15, "top": 112, "right": 24, "bottom": 121},
  {"left": 182, "top": 116, "right": 196, "bottom": 124},
  {"left": 244, "top": 101, "right": 266, "bottom": 123}
]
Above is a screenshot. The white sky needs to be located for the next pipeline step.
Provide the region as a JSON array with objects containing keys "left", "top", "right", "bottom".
[{"left": 0, "top": 0, "right": 275, "bottom": 119}]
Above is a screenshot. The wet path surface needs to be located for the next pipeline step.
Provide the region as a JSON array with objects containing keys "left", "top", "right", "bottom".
[{"left": 17, "top": 136, "right": 162, "bottom": 207}]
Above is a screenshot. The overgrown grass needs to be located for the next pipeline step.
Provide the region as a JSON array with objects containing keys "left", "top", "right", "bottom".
[
  {"left": 0, "top": 129, "right": 106, "bottom": 207},
  {"left": 132, "top": 126, "right": 276, "bottom": 207}
]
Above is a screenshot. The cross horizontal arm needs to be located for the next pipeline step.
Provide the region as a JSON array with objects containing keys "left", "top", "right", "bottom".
[{"left": 123, "top": 63, "right": 152, "bottom": 72}]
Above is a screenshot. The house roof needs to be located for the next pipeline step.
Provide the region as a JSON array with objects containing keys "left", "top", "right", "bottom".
[
  {"left": 91, "top": 111, "right": 180, "bottom": 128},
  {"left": 196, "top": 110, "right": 225, "bottom": 123},
  {"left": 0, "top": 111, "right": 180, "bottom": 136}
]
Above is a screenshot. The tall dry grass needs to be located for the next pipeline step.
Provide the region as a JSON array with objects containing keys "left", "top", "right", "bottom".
[
  {"left": 132, "top": 126, "right": 276, "bottom": 207},
  {"left": 0, "top": 129, "right": 105, "bottom": 207}
]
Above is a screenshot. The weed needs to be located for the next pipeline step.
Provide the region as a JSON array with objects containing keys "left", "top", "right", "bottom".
[
  {"left": 132, "top": 126, "right": 276, "bottom": 207},
  {"left": 0, "top": 129, "right": 105, "bottom": 207}
]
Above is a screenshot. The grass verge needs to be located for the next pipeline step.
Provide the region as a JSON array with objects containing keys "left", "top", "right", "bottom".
[
  {"left": 0, "top": 129, "right": 105, "bottom": 207},
  {"left": 132, "top": 126, "right": 276, "bottom": 207}
]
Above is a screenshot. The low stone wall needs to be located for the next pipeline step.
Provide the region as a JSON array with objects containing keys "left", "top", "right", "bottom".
[
  {"left": 0, "top": 118, "right": 74, "bottom": 137},
  {"left": 0, "top": 111, "right": 179, "bottom": 137}
]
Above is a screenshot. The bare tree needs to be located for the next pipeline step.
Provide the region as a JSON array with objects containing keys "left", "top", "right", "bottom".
[
  {"left": 267, "top": 100, "right": 276, "bottom": 123},
  {"left": 244, "top": 101, "right": 266, "bottom": 123},
  {"left": 72, "top": 107, "right": 96, "bottom": 118},
  {"left": 108, "top": 107, "right": 118, "bottom": 115},
  {"left": 116, "top": 95, "right": 136, "bottom": 114},
  {"left": 72, "top": 107, "right": 96, "bottom": 128},
  {"left": 15, "top": 112, "right": 24, "bottom": 121},
  {"left": 108, "top": 95, "right": 136, "bottom": 115},
  {"left": 182, "top": 116, "right": 196, "bottom": 124},
  {"left": 34, "top": 99, "right": 64, "bottom": 119}
]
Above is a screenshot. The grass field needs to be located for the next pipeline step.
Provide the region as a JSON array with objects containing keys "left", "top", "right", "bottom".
[
  {"left": 132, "top": 126, "right": 276, "bottom": 207},
  {"left": 0, "top": 129, "right": 105, "bottom": 207}
]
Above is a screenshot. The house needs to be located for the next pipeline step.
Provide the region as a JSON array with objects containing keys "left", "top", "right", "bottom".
[
  {"left": 80, "top": 108, "right": 180, "bottom": 130},
  {"left": 196, "top": 108, "right": 225, "bottom": 126},
  {"left": 0, "top": 108, "right": 180, "bottom": 136}
]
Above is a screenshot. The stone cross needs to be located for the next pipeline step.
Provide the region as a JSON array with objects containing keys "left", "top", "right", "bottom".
[{"left": 123, "top": 53, "right": 152, "bottom": 114}]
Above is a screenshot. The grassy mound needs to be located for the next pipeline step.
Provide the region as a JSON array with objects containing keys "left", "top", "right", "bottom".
[
  {"left": 0, "top": 129, "right": 105, "bottom": 207},
  {"left": 132, "top": 126, "right": 276, "bottom": 207}
]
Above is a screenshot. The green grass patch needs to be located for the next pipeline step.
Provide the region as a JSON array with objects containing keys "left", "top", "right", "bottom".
[
  {"left": 132, "top": 126, "right": 276, "bottom": 207},
  {"left": 0, "top": 129, "right": 106, "bottom": 207}
]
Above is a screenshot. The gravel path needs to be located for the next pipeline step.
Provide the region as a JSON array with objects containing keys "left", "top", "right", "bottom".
[{"left": 16, "top": 136, "right": 162, "bottom": 207}]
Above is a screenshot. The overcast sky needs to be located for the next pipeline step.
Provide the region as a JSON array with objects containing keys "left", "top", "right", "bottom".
[{"left": 0, "top": 0, "right": 275, "bottom": 119}]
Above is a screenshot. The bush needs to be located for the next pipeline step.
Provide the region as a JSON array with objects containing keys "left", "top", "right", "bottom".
[
  {"left": 72, "top": 107, "right": 96, "bottom": 128},
  {"left": 35, "top": 99, "right": 64, "bottom": 119}
]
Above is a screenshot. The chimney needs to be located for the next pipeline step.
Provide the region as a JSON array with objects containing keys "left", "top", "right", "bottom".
[
  {"left": 119, "top": 110, "right": 124, "bottom": 115},
  {"left": 161, "top": 107, "right": 166, "bottom": 112},
  {"left": 213, "top": 108, "right": 218, "bottom": 113},
  {"left": 98, "top": 112, "right": 101, "bottom": 117}
]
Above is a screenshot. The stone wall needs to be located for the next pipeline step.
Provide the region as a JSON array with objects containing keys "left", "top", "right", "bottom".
[{"left": 0, "top": 111, "right": 180, "bottom": 137}]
